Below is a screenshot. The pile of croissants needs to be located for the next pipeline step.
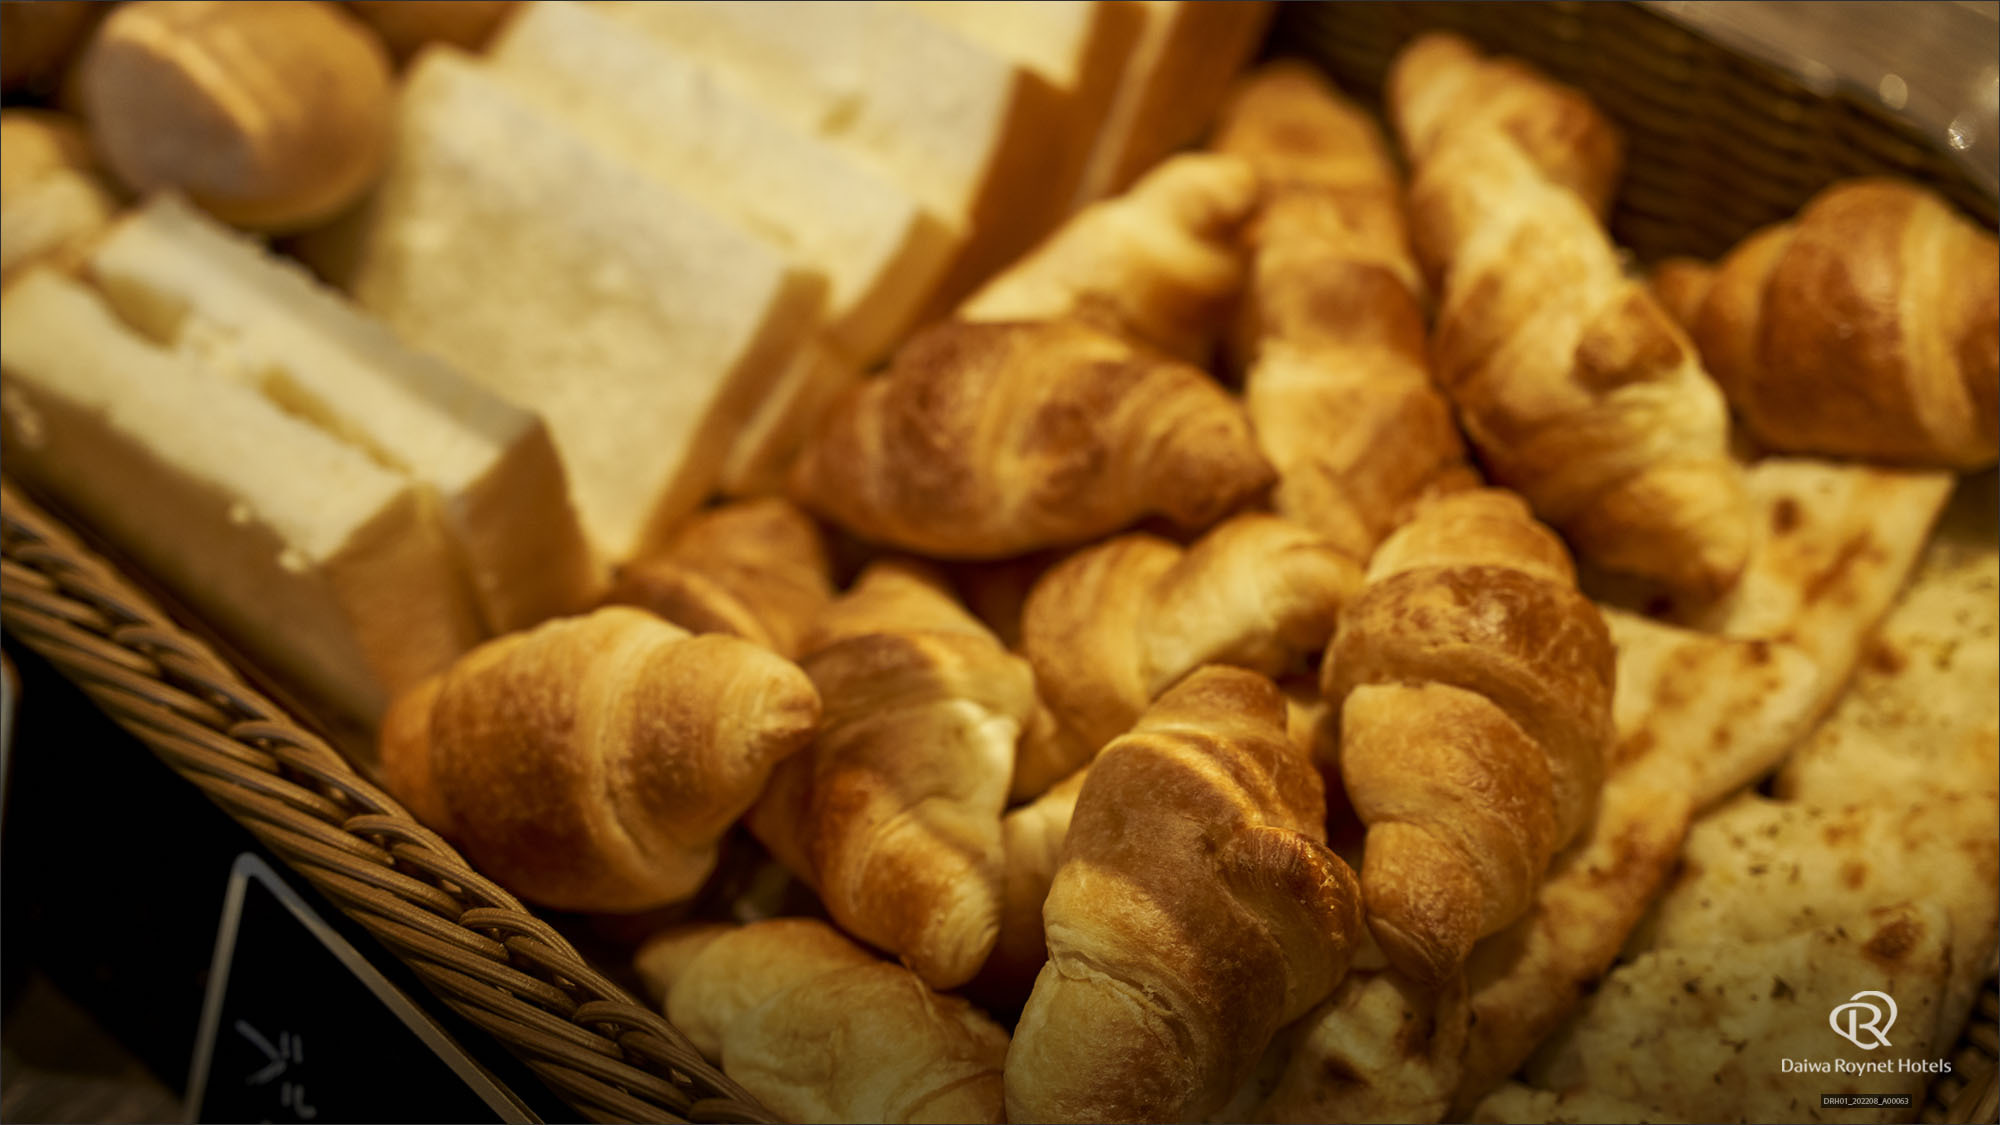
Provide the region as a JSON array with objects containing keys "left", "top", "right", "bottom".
[{"left": 373, "top": 31, "right": 1998, "bottom": 1125}]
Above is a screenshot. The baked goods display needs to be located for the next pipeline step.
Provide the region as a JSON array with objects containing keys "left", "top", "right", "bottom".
[{"left": 0, "top": 5, "right": 1994, "bottom": 1124}]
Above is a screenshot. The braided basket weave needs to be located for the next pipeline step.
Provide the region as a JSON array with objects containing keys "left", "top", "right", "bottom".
[{"left": 2, "top": 3, "right": 1996, "bottom": 1122}]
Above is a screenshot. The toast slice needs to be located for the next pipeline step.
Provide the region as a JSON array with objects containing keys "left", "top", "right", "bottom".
[
  {"left": 591, "top": 0, "right": 1068, "bottom": 309},
  {"left": 901, "top": 0, "right": 1143, "bottom": 228},
  {"left": 0, "top": 269, "right": 479, "bottom": 738},
  {"left": 488, "top": 0, "right": 957, "bottom": 364},
  {"left": 338, "top": 47, "right": 825, "bottom": 562},
  {"left": 1074, "top": 0, "right": 1276, "bottom": 203},
  {"left": 85, "top": 194, "right": 600, "bottom": 635}
]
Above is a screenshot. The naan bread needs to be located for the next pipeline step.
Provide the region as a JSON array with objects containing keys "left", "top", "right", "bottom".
[
  {"left": 1451, "top": 770, "right": 1692, "bottom": 1113},
  {"left": 1500, "top": 903, "right": 1954, "bottom": 1125},
  {"left": 1602, "top": 608, "right": 1823, "bottom": 809},
  {"left": 1681, "top": 458, "right": 1954, "bottom": 683}
]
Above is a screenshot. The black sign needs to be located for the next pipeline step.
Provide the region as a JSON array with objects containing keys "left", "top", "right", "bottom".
[{"left": 185, "top": 853, "right": 539, "bottom": 1124}]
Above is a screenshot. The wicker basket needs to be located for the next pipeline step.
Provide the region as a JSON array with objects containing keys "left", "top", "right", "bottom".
[{"left": 2, "top": 3, "right": 1996, "bottom": 1122}]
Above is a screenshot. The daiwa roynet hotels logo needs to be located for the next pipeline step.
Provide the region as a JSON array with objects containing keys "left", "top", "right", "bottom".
[{"left": 1779, "top": 989, "right": 1952, "bottom": 1086}]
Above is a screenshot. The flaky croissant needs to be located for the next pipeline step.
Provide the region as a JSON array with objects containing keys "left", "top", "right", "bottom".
[
  {"left": 1014, "top": 512, "right": 1364, "bottom": 800},
  {"left": 1389, "top": 31, "right": 1623, "bottom": 225},
  {"left": 1006, "top": 666, "right": 1365, "bottom": 1124},
  {"left": 748, "top": 560, "right": 1032, "bottom": 989},
  {"left": 956, "top": 152, "right": 1256, "bottom": 366},
  {"left": 377, "top": 607, "right": 819, "bottom": 912},
  {"left": 1390, "top": 34, "right": 1752, "bottom": 602},
  {"left": 637, "top": 919, "right": 1010, "bottom": 1125},
  {"left": 604, "top": 497, "right": 833, "bottom": 659},
  {"left": 1658, "top": 179, "right": 1999, "bottom": 469},
  {"left": 1322, "top": 489, "right": 1614, "bottom": 985},
  {"left": 1213, "top": 61, "right": 1476, "bottom": 561},
  {"left": 789, "top": 318, "right": 1274, "bottom": 559}
]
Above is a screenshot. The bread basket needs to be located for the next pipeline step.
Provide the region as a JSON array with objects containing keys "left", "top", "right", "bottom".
[{"left": 2, "top": 3, "right": 1995, "bottom": 1122}]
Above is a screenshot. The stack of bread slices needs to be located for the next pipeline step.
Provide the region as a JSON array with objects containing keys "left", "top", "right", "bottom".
[{"left": 0, "top": 0, "right": 1274, "bottom": 746}]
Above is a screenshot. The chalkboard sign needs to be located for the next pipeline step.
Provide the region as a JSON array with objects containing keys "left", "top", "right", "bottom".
[{"left": 185, "top": 853, "right": 539, "bottom": 1124}]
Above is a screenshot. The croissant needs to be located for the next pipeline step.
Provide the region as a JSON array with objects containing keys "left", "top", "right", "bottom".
[
  {"left": 1389, "top": 31, "right": 1623, "bottom": 226},
  {"left": 747, "top": 560, "right": 1032, "bottom": 989},
  {"left": 956, "top": 152, "right": 1256, "bottom": 365},
  {"left": 789, "top": 317, "right": 1274, "bottom": 559},
  {"left": 1006, "top": 665, "right": 1365, "bottom": 1124},
  {"left": 1014, "top": 512, "right": 1364, "bottom": 800},
  {"left": 603, "top": 497, "right": 833, "bottom": 659},
  {"left": 1660, "top": 179, "right": 1999, "bottom": 469},
  {"left": 377, "top": 606, "right": 820, "bottom": 912},
  {"left": 1212, "top": 61, "right": 1476, "bottom": 561},
  {"left": 1389, "top": 34, "right": 1752, "bottom": 602},
  {"left": 636, "top": 919, "right": 1010, "bottom": 1125},
  {"left": 1322, "top": 488, "right": 1614, "bottom": 985}
]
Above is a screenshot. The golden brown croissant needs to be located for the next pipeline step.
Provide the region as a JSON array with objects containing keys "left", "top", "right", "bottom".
[
  {"left": 956, "top": 151, "right": 1257, "bottom": 366},
  {"left": 603, "top": 497, "right": 832, "bottom": 659},
  {"left": 747, "top": 560, "right": 1033, "bottom": 989},
  {"left": 1322, "top": 488, "right": 1614, "bottom": 985},
  {"left": 1665, "top": 179, "right": 1999, "bottom": 469},
  {"left": 789, "top": 318, "right": 1274, "bottom": 559},
  {"left": 637, "top": 918, "right": 1010, "bottom": 1125},
  {"left": 1389, "top": 31, "right": 1623, "bottom": 225},
  {"left": 1014, "top": 512, "right": 1364, "bottom": 800},
  {"left": 1390, "top": 36, "right": 1753, "bottom": 603},
  {"left": 1006, "top": 666, "right": 1365, "bottom": 1124},
  {"left": 377, "top": 606, "right": 820, "bottom": 912},
  {"left": 1212, "top": 61, "right": 1477, "bottom": 561}
]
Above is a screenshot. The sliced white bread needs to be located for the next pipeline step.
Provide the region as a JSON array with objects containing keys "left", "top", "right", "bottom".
[
  {"left": 590, "top": 0, "right": 1067, "bottom": 311},
  {"left": 339, "top": 48, "right": 825, "bottom": 563},
  {"left": 487, "top": 0, "right": 956, "bottom": 365},
  {"left": 1074, "top": 0, "right": 1275, "bottom": 203},
  {"left": 900, "top": 0, "right": 1142, "bottom": 221},
  {"left": 84, "top": 195, "right": 600, "bottom": 635},
  {"left": 0, "top": 110, "right": 116, "bottom": 286},
  {"left": 0, "top": 268, "right": 480, "bottom": 739}
]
